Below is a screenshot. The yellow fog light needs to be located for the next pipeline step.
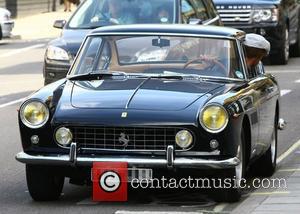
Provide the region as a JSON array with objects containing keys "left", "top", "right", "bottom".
[
  {"left": 55, "top": 127, "right": 73, "bottom": 146},
  {"left": 175, "top": 130, "right": 193, "bottom": 149},
  {"left": 20, "top": 100, "right": 49, "bottom": 128},
  {"left": 200, "top": 104, "right": 228, "bottom": 133}
]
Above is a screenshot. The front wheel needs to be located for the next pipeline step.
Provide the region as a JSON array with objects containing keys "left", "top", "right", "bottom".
[
  {"left": 270, "top": 26, "right": 289, "bottom": 65},
  {"left": 250, "top": 115, "right": 278, "bottom": 177},
  {"left": 290, "top": 25, "right": 300, "bottom": 57},
  {"left": 26, "top": 165, "right": 64, "bottom": 201},
  {"left": 214, "top": 129, "right": 246, "bottom": 202}
]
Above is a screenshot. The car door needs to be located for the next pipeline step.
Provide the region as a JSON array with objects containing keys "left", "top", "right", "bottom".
[{"left": 250, "top": 62, "right": 279, "bottom": 153}]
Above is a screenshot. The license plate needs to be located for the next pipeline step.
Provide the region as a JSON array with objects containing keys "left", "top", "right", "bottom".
[{"left": 128, "top": 167, "right": 153, "bottom": 182}]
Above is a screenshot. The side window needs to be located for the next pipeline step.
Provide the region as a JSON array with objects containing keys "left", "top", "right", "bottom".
[
  {"left": 181, "top": 0, "right": 197, "bottom": 23},
  {"left": 204, "top": 0, "right": 219, "bottom": 18},
  {"left": 190, "top": 0, "right": 209, "bottom": 21},
  {"left": 97, "top": 42, "right": 112, "bottom": 70},
  {"left": 75, "top": 37, "right": 102, "bottom": 74}
]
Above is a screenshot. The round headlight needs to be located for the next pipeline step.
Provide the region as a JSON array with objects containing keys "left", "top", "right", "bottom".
[
  {"left": 261, "top": 9, "right": 272, "bottom": 21},
  {"left": 175, "top": 130, "right": 193, "bottom": 149},
  {"left": 200, "top": 104, "right": 228, "bottom": 133},
  {"left": 55, "top": 127, "right": 73, "bottom": 146},
  {"left": 253, "top": 9, "right": 272, "bottom": 22},
  {"left": 20, "top": 100, "right": 49, "bottom": 128}
]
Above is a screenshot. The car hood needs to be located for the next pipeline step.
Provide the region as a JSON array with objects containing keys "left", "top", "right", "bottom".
[
  {"left": 49, "top": 29, "right": 90, "bottom": 56},
  {"left": 70, "top": 78, "right": 224, "bottom": 111}
]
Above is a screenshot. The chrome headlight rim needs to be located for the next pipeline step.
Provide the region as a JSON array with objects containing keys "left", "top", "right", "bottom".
[
  {"left": 20, "top": 99, "right": 50, "bottom": 129},
  {"left": 252, "top": 8, "right": 278, "bottom": 23},
  {"left": 199, "top": 103, "right": 229, "bottom": 134},
  {"left": 54, "top": 127, "right": 73, "bottom": 147},
  {"left": 175, "top": 129, "right": 194, "bottom": 149}
]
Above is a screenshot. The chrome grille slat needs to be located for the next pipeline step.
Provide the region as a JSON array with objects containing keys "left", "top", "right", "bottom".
[
  {"left": 70, "top": 127, "right": 193, "bottom": 152},
  {"left": 216, "top": 6, "right": 252, "bottom": 24}
]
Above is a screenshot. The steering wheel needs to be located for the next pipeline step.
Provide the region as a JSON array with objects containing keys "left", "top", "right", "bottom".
[
  {"left": 91, "top": 12, "right": 118, "bottom": 25},
  {"left": 183, "top": 56, "right": 227, "bottom": 74}
]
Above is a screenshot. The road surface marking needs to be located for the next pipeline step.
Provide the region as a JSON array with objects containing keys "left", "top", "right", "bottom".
[
  {"left": 213, "top": 203, "right": 228, "bottom": 212},
  {"left": 278, "top": 168, "right": 300, "bottom": 172},
  {"left": 296, "top": 79, "right": 300, "bottom": 83},
  {"left": 280, "top": 89, "right": 292, "bottom": 96},
  {"left": 277, "top": 139, "right": 300, "bottom": 164},
  {"left": 267, "top": 70, "right": 300, "bottom": 74},
  {"left": 251, "top": 191, "right": 290, "bottom": 196},
  {"left": 0, "top": 98, "right": 25, "bottom": 109},
  {"left": 0, "top": 44, "right": 44, "bottom": 58},
  {"left": 115, "top": 212, "right": 203, "bottom": 214}
]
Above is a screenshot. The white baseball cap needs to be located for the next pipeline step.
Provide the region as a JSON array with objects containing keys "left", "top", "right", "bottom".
[{"left": 244, "top": 33, "right": 271, "bottom": 54}]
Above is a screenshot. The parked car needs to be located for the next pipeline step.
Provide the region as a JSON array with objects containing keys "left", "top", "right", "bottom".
[
  {"left": 213, "top": 0, "right": 300, "bottom": 65},
  {"left": 43, "top": 0, "right": 222, "bottom": 85},
  {"left": 16, "top": 24, "right": 281, "bottom": 202},
  {"left": 0, "top": 7, "right": 14, "bottom": 39}
]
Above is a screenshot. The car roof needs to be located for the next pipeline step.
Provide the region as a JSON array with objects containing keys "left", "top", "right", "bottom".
[{"left": 90, "top": 24, "right": 245, "bottom": 39}]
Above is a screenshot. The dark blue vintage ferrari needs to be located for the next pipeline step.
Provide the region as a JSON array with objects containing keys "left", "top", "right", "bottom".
[{"left": 16, "top": 25, "right": 281, "bottom": 202}]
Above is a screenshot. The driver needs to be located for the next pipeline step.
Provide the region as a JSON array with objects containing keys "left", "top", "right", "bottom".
[
  {"left": 244, "top": 33, "right": 270, "bottom": 78},
  {"left": 106, "top": 0, "right": 136, "bottom": 24},
  {"left": 91, "top": 0, "right": 136, "bottom": 25}
]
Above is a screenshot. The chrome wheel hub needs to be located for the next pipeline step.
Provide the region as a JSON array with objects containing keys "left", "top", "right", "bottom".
[{"left": 235, "top": 145, "right": 243, "bottom": 188}]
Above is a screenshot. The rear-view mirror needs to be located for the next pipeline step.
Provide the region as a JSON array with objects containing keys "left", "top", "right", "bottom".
[{"left": 152, "top": 38, "right": 170, "bottom": 48}]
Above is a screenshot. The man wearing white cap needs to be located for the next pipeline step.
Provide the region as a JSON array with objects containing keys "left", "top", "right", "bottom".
[{"left": 244, "top": 33, "right": 270, "bottom": 78}]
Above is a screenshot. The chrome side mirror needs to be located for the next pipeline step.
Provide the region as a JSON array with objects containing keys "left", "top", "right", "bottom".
[
  {"left": 53, "top": 20, "right": 66, "bottom": 29},
  {"left": 257, "top": 61, "right": 265, "bottom": 75}
]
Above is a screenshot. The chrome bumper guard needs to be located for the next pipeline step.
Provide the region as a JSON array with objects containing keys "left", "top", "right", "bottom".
[{"left": 15, "top": 143, "right": 240, "bottom": 169}]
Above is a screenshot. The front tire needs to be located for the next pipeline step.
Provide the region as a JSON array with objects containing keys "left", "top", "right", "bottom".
[
  {"left": 290, "top": 25, "right": 300, "bottom": 57},
  {"left": 270, "top": 25, "right": 289, "bottom": 65},
  {"left": 0, "top": 26, "right": 3, "bottom": 40},
  {"left": 250, "top": 115, "right": 278, "bottom": 177},
  {"left": 214, "top": 129, "right": 246, "bottom": 202},
  {"left": 26, "top": 165, "right": 64, "bottom": 201}
]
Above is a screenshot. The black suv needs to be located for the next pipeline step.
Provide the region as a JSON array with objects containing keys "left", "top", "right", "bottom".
[
  {"left": 213, "top": 0, "right": 300, "bottom": 65},
  {"left": 44, "top": 0, "right": 222, "bottom": 85}
]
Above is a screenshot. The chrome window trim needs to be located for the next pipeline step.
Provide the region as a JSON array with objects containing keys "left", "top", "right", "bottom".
[
  {"left": 68, "top": 32, "right": 247, "bottom": 81},
  {"left": 203, "top": 15, "right": 220, "bottom": 25}
]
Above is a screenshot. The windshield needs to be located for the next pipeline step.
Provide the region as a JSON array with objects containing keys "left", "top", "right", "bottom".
[
  {"left": 71, "top": 35, "right": 244, "bottom": 79},
  {"left": 68, "top": 0, "right": 176, "bottom": 29}
]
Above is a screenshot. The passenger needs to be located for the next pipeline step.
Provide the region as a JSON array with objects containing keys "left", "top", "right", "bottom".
[
  {"left": 156, "top": 4, "right": 173, "bottom": 23},
  {"left": 244, "top": 33, "right": 270, "bottom": 77}
]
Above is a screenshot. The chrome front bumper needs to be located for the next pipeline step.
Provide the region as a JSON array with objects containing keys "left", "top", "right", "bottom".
[
  {"left": 16, "top": 143, "right": 240, "bottom": 169},
  {"left": 1, "top": 21, "right": 14, "bottom": 37}
]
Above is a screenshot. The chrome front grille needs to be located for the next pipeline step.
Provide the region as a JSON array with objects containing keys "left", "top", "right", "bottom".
[
  {"left": 71, "top": 126, "right": 193, "bottom": 152},
  {"left": 216, "top": 5, "right": 252, "bottom": 24}
]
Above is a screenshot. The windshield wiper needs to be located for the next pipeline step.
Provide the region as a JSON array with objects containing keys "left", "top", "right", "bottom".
[
  {"left": 135, "top": 74, "right": 184, "bottom": 80},
  {"left": 68, "top": 71, "right": 127, "bottom": 81}
]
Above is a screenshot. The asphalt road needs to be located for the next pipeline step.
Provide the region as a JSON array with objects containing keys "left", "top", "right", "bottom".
[{"left": 1, "top": 38, "right": 300, "bottom": 214}]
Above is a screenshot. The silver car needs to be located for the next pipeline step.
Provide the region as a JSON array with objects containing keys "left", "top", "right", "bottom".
[{"left": 0, "top": 7, "right": 14, "bottom": 39}]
